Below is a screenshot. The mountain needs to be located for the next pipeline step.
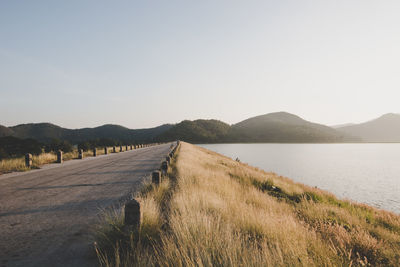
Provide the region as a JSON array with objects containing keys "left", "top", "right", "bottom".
[
  {"left": 337, "top": 113, "right": 400, "bottom": 142},
  {"left": 10, "top": 123, "right": 67, "bottom": 143},
  {"left": 157, "top": 120, "right": 231, "bottom": 143},
  {"left": 228, "top": 112, "right": 354, "bottom": 143},
  {"left": 0, "top": 125, "right": 13, "bottom": 137},
  {"left": 6, "top": 123, "right": 173, "bottom": 144},
  {"left": 76, "top": 124, "right": 173, "bottom": 143}
]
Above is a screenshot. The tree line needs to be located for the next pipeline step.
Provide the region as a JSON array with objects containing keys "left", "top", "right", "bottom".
[{"left": 0, "top": 136, "right": 141, "bottom": 160}]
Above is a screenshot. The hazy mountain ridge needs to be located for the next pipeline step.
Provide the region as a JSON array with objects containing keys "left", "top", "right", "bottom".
[
  {"left": 337, "top": 113, "right": 400, "bottom": 142},
  {"left": 331, "top": 123, "right": 356, "bottom": 129}
]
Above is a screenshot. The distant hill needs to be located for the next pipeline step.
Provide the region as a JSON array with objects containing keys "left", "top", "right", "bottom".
[
  {"left": 157, "top": 120, "right": 231, "bottom": 143},
  {"left": 10, "top": 123, "right": 67, "bottom": 143},
  {"left": 3, "top": 123, "right": 173, "bottom": 144},
  {"left": 0, "top": 125, "right": 13, "bottom": 137},
  {"left": 64, "top": 124, "right": 173, "bottom": 144},
  {"left": 337, "top": 113, "right": 400, "bottom": 142},
  {"left": 228, "top": 112, "right": 354, "bottom": 143}
]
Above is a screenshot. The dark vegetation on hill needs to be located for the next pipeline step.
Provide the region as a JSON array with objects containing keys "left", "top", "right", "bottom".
[
  {"left": 0, "top": 136, "right": 43, "bottom": 159},
  {"left": 0, "top": 123, "right": 174, "bottom": 159},
  {"left": 8, "top": 123, "right": 173, "bottom": 144},
  {"left": 157, "top": 119, "right": 231, "bottom": 143},
  {"left": 0, "top": 125, "right": 13, "bottom": 137}
]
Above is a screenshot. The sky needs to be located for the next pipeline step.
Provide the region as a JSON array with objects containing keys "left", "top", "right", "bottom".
[{"left": 1, "top": 1, "right": 400, "bottom": 129}]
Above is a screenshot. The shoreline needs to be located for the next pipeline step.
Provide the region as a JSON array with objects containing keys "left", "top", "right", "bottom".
[{"left": 200, "top": 143, "right": 400, "bottom": 215}]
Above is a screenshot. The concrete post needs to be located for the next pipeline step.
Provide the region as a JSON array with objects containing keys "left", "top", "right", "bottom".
[
  {"left": 104, "top": 147, "right": 108, "bottom": 155},
  {"left": 25, "top": 153, "right": 32, "bottom": 167},
  {"left": 124, "top": 199, "right": 141, "bottom": 229},
  {"left": 78, "top": 149, "right": 84, "bottom": 159},
  {"left": 113, "top": 146, "right": 116, "bottom": 153},
  {"left": 93, "top": 148, "right": 97, "bottom": 157},
  {"left": 152, "top": 171, "right": 161, "bottom": 185},
  {"left": 161, "top": 161, "right": 168, "bottom": 175},
  {"left": 57, "top": 150, "right": 63, "bottom": 163}
]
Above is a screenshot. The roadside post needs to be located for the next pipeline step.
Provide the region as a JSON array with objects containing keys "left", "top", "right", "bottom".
[
  {"left": 25, "top": 153, "right": 32, "bottom": 167},
  {"left": 161, "top": 161, "right": 168, "bottom": 175},
  {"left": 152, "top": 171, "right": 161, "bottom": 185},
  {"left": 78, "top": 149, "right": 84, "bottom": 159},
  {"left": 124, "top": 199, "right": 141, "bottom": 232},
  {"left": 57, "top": 150, "right": 63, "bottom": 163}
]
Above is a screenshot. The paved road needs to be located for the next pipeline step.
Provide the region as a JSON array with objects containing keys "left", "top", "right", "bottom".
[{"left": 0, "top": 143, "right": 173, "bottom": 267}]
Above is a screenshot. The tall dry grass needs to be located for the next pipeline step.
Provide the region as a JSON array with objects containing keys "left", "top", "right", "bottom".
[{"left": 96, "top": 142, "right": 400, "bottom": 266}]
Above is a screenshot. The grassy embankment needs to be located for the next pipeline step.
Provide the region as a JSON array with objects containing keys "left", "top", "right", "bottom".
[
  {"left": 0, "top": 147, "right": 123, "bottom": 174},
  {"left": 96, "top": 142, "right": 400, "bottom": 266}
]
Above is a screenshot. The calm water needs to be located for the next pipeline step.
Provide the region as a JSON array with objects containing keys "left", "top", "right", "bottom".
[{"left": 200, "top": 144, "right": 400, "bottom": 214}]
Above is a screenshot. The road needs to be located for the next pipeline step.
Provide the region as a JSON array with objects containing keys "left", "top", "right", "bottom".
[{"left": 0, "top": 143, "right": 173, "bottom": 267}]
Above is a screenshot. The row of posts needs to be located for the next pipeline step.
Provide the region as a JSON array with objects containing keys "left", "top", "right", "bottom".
[
  {"left": 124, "top": 141, "right": 180, "bottom": 230},
  {"left": 24, "top": 143, "right": 159, "bottom": 168}
]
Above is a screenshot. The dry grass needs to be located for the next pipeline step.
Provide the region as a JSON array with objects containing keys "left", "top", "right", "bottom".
[
  {"left": 97, "top": 142, "right": 400, "bottom": 266},
  {"left": 0, "top": 157, "right": 30, "bottom": 173}
]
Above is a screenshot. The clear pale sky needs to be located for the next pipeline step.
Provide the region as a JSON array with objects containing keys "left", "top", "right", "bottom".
[{"left": 1, "top": 1, "right": 400, "bottom": 129}]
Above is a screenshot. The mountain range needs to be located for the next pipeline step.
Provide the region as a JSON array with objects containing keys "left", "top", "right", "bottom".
[{"left": 1, "top": 112, "right": 400, "bottom": 144}]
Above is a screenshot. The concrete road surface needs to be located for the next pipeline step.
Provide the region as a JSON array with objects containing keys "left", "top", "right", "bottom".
[{"left": 0, "top": 143, "right": 173, "bottom": 267}]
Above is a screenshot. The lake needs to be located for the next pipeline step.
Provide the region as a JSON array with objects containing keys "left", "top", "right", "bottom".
[{"left": 200, "top": 144, "right": 400, "bottom": 214}]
